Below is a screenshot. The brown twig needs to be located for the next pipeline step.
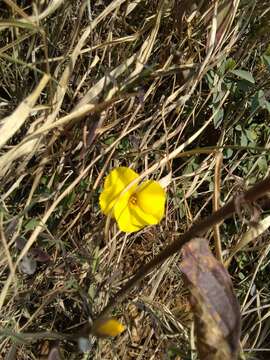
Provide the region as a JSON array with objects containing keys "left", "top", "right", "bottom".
[{"left": 96, "top": 176, "right": 270, "bottom": 319}]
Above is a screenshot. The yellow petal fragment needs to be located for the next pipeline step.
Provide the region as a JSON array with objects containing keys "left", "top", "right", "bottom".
[
  {"left": 99, "top": 167, "right": 139, "bottom": 216},
  {"left": 92, "top": 318, "right": 125, "bottom": 337},
  {"left": 136, "top": 180, "right": 166, "bottom": 223}
]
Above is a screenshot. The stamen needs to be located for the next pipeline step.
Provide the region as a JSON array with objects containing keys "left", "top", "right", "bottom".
[{"left": 129, "top": 194, "right": 137, "bottom": 205}]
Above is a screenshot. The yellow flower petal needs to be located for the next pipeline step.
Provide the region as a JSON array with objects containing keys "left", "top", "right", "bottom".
[
  {"left": 114, "top": 179, "right": 166, "bottom": 232},
  {"left": 114, "top": 195, "right": 143, "bottom": 232},
  {"left": 130, "top": 203, "right": 158, "bottom": 225},
  {"left": 99, "top": 168, "right": 166, "bottom": 233},
  {"left": 136, "top": 180, "right": 166, "bottom": 223},
  {"left": 92, "top": 318, "right": 125, "bottom": 337},
  {"left": 99, "top": 167, "right": 139, "bottom": 216}
]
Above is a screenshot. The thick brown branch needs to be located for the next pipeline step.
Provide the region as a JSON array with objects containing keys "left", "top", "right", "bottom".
[{"left": 97, "top": 176, "right": 270, "bottom": 319}]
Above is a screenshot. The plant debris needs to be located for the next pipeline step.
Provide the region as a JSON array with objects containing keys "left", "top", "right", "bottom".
[{"left": 180, "top": 238, "right": 241, "bottom": 360}]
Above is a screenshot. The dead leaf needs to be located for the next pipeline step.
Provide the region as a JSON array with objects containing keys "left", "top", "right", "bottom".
[
  {"left": 215, "top": 0, "right": 234, "bottom": 45},
  {"left": 205, "top": 0, "right": 235, "bottom": 48},
  {"left": 158, "top": 172, "right": 172, "bottom": 189},
  {"left": 31, "top": 247, "right": 51, "bottom": 262},
  {"left": 180, "top": 238, "right": 241, "bottom": 360},
  {"left": 15, "top": 237, "right": 26, "bottom": 250},
  {"left": 19, "top": 255, "right": 37, "bottom": 275},
  {"left": 47, "top": 347, "right": 62, "bottom": 360},
  {"left": 78, "top": 337, "right": 93, "bottom": 353},
  {"left": 16, "top": 237, "right": 50, "bottom": 262}
]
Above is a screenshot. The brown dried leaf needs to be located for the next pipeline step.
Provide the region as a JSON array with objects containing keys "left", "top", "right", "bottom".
[
  {"left": 16, "top": 237, "right": 50, "bottom": 262},
  {"left": 180, "top": 238, "right": 241, "bottom": 360},
  {"left": 205, "top": 0, "right": 235, "bottom": 48},
  {"left": 47, "top": 346, "right": 62, "bottom": 360},
  {"left": 216, "top": 0, "right": 234, "bottom": 45},
  {"left": 31, "top": 247, "right": 51, "bottom": 262}
]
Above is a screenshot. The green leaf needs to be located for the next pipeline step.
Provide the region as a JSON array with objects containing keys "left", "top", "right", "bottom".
[
  {"left": 225, "top": 58, "right": 236, "bottom": 71},
  {"left": 245, "top": 129, "right": 257, "bottom": 142},
  {"left": 104, "top": 136, "right": 115, "bottom": 145},
  {"left": 237, "top": 80, "right": 252, "bottom": 92},
  {"left": 205, "top": 70, "right": 215, "bottom": 87},
  {"left": 252, "top": 90, "right": 270, "bottom": 114},
  {"left": 223, "top": 148, "right": 233, "bottom": 159},
  {"left": 212, "top": 91, "right": 225, "bottom": 104},
  {"left": 258, "top": 157, "right": 268, "bottom": 172},
  {"left": 258, "top": 90, "right": 267, "bottom": 109},
  {"left": 230, "top": 69, "right": 255, "bottom": 84},
  {"left": 251, "top": 91, "right": 262, "bottom": 112},
  {"left": 262, "top": 54, "right": 270, "bottom": 70},
  {"left": 213, "top": 107, "right": 224, "bottom": 129},
  {"left": 25, "top": 219, "right": 39, "bottom": 231},
  {"left": 240, "top": 132, "right": 248, "bottom": 146},
  {"left": 265, "top": 44, "right": 270, "bottom": 56},
  {"left": 265, "top": 101, "right": 270, "bottom": 114}
]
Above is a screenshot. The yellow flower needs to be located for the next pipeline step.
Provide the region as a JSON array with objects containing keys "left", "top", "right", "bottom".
[
  {"left": 99, "top": 167, "right": 166, "bottom": 232},
  {"left": 92, "top": 318, "right": 125, "bottom": 337}
]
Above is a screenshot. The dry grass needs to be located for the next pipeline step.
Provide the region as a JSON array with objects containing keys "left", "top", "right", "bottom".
[{"left": 1, "top": 0, "right": 270, "bottom": 359}]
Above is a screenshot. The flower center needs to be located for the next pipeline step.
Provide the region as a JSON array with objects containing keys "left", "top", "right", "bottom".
[{"left": 129, "top": 194, "right": 137, "bottom": 206}]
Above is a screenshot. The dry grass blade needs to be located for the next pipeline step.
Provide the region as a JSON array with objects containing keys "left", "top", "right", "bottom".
[
  {"left": 213, "top": 152, "right": 223, "bottom": 262},
  {"left": 0, "top": 0, "right": 65, "bottom": 31},
  {"left": 225, "top": 215, "right": 270, "bottom": 268},
  {"left": 3, "top": 0, "right": 32, "bottom": 19},
  {"left": 0, "top": 74, "right": 49, "bottom": 149},
  {"left": 74, "top": 54, "right": 137, "bottom": 109}
]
